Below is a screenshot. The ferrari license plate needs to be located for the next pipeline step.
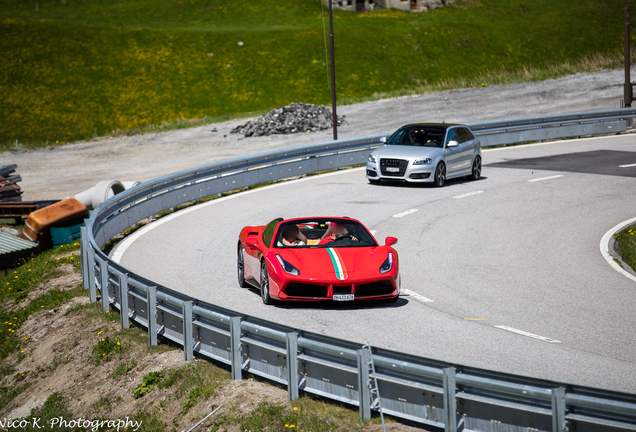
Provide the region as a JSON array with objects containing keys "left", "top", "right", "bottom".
[
  {"left": 333, "top": 294, "right": 355, "bottom": 301},
  {"left": 386, "top": 167, "right": 400, "bottom": 172}
]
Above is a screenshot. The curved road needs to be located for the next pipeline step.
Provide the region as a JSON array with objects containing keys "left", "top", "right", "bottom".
[{"left": 115, "top": 134, "right": 636, "bottom": 393}]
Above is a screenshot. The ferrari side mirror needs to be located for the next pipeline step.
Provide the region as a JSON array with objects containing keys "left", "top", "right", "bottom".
[{"left": 385, "top": 237, "right": 398, "bottom": 247}]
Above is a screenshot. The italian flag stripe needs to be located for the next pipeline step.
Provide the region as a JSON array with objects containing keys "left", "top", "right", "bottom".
[{"left": 326, "top": 248, "right": 348, "bottom": 280}]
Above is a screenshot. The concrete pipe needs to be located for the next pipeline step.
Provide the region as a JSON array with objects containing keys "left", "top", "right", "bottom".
[{"left": 73, "top": 180, "right": 126, "bottom": 210}]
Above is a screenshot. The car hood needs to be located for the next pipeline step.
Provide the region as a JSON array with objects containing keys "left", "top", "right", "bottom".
[
  {"left": 372, "top": 145, "right": 442, "bottom": 160},
  {"left": 276, "top": 247, "right": 389, "bottom": 281}
]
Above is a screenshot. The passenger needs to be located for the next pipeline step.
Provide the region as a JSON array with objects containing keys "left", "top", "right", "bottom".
[
  {"left": 318, "top": 222, "right": 358, "bottom": 245},
  {"left": 280, "top": 225, "right": 307, "bottom": 246}
]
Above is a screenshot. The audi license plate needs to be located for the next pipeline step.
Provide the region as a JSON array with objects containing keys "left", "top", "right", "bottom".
[
  {"left": 333, "top": 294, "right": 355, "bottom": 301},
  {"left": 387, "top": 167, "right": 400, "bottom": 172}
]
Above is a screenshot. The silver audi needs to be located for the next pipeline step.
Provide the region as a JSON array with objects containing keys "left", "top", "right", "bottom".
[{"left": 366, "top": 123, "right": 482, "bottom": 186}]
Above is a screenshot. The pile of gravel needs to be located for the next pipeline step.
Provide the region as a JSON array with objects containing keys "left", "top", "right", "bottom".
[{"left": 230, "top": 102, "right": 346, "bottom": 137}]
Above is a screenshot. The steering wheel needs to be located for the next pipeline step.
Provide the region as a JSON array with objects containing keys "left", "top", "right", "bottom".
[{"left": 333, "top": 234, "right": 351, "bottom": 242}]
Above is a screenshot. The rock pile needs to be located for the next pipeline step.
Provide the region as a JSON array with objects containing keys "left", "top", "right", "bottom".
[{"left": 230, "top": 102, "right": 345, "bottom": 137}]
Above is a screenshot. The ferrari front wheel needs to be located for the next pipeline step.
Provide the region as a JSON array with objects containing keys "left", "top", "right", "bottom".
[
  {"left": 260, "top": 260, "right": 274, "bottom": 305},
  {"left": 237, "top": 244, "right": 249, "bottom": 288}
]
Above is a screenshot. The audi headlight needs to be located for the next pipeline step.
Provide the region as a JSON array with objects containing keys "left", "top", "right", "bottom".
[
  {"left": 368, "top": 154, "right": 377, "bottom": 163},
  {"left": 379, "top": 252, "right": 393, "bottom": 274},
  {"left": 413, "top": 158, "right": 432, "bottom": 165},
  {"left": 276, "top": 255, "right": 300, "bottom": 276}
]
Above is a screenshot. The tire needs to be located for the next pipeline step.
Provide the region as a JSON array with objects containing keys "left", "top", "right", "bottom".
[
  {"left": 260, "top": 260, "right": 274, "bottom": 305},
  {"left": 433, "top": 162, "right": 446, "bottom": 187},
  {"left": 237, "top": 244, "right": 249, "bottom": 288},
  {"left": 468, "top": 155, "right": 481, "bottom": 181}
]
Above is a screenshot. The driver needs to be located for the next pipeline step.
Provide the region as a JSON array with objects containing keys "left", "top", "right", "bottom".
[
  {"left": 408, "top": 130, "right": 429, "bottom": 146},
  {"left": 318, "top": 222, "right": 358, "bottom": 245}
]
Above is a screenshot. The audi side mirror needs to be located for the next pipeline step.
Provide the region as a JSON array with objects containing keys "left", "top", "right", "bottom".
[
  {"left": 447, "top": 140, "right": 459, "bottom": 148},
  {"left": 379, "top": 136, "right": 387, "bottom": 143}
]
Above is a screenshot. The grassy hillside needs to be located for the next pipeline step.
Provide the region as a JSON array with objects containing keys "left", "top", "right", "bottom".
[{"left": 0, "top": 0, "right": 631, "bottom": 147}]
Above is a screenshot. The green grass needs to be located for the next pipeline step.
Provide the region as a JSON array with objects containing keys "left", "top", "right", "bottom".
[
  {"left": 615, "top": 224, "right": 636, "bottom": 272},
  {"left": 210, "top": 395, "right": 391, "bottom": 431},
  {"left": 133, "top": 371, "right": 164, "bottom": 399},
  {"left": 1, "top": 0, "right": 631, "bottom": 148},
  {"left": 7, "top": 393, "right": 84, "bottom": 432},
  {"left": 157, "top": 361, "right": 228, "bottom": 414}
]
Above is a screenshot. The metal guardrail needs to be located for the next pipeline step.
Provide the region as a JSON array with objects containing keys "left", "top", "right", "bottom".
[{"left": 81, "top": 108, "right": 636, "bottom": 432}]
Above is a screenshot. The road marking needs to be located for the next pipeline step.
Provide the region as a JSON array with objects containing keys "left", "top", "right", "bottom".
[
  {"left": 619, "top": 163, "right": 636, "bottom": 168},
  {"left": 494, "top": 325, "right": 560, "bottom": 343},
  {"left": 453, "top": 190, "right": 484, "bottom": 199},
  {"left": 528, "top": 175, "right": 564, "bottom": 182},
  {"left": 401, "top": 289, "right": 433, "bottom": 303},
  {"left": 393, "top": 209, "right": 418, "bottom": 218}
]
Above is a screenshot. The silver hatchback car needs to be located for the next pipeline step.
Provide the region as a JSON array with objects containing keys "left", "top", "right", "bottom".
[{"left": 366, "top": 123, "right": 481, "bottom": 187}]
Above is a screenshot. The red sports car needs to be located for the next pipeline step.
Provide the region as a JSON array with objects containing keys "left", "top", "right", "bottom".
[{"left": 237, "top": 217, "right": 400, "bottom": 304}]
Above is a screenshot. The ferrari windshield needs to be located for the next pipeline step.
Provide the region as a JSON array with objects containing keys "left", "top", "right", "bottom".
[
  {"left": 275, "top": 219, "right": 378, "bottom": 248},
  {"left": 386, "top": 126, "right": 446, "bottom": 148}
]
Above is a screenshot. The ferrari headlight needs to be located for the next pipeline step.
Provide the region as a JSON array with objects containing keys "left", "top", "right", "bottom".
[
  {"left": 379, "top": 252, "right": 393, "bottom": 274},
  {"left": 413, "top": 158, "right": 432, "bottom": 165},
  {"left": 368, "top": 154, "right": 377, "bottom": 163},
  {"left": 276, "top": 255, "right": 300, "bottom": 276}
]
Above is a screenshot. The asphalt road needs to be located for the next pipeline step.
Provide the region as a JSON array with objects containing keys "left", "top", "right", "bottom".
[{"left": 115, "top": 133, "right": 636, "bottom": 394}]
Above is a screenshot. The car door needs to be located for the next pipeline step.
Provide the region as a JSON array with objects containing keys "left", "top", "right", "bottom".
[
  {"left": 243, "top": 231, "right": 261, "bottom": 281},
  {"left": 444, "top": 128, "right": 463, "bottom": 177},
  {"left": 456, "top": 127, "right": 475, "bottom": 174}
]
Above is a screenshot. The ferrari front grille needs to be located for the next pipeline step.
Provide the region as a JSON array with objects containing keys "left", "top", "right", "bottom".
[
  {"left": 333, "top": 285, "right": 352, "bottom": 295},
  {"left": 284, "top": 283, "right": 328, "bottom": 298},
  {"left": 356, "top": 281, "right": 394, "bottom": 297}
]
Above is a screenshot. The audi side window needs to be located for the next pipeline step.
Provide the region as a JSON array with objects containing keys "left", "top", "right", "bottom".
[
  {"left": 445, "top": 129, "right": 458, "bottom": 146},
  {"left": 457, "top": 128, "right": 469, "bottom": 143},
  {"left": 464, "top": 128, "right": 475, "bottom": 141}
]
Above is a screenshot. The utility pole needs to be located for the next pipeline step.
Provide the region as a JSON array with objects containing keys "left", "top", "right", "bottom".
[
  {"left": 328, "top": 0, "right": 338, "bottom": 140},
  {"left": 625, "top": 5, "right": 632, "bottom": 107}
]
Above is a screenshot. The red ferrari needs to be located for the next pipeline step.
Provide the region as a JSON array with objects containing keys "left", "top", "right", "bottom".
[{"left": 237, "top": 217, "right": 400, "bottom": 304}]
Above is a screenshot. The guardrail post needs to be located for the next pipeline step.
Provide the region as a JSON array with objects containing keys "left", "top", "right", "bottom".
[
  {"left": 183, "top": 301, "right": 193, "bottom": 361},
  {"left": 80, "top": 226, "right": 88, "bottom": 291},
  {"left": 87, "top": 246, "right": 97, "bottom": 303},
  {"left": 551, "top": 387, "right": 567, "bottom": 432},
  {"left": 147, "top": 286, "right": 157, "bottom": 347},
  {"left": 286, "top": 332, "right": 299, "bottom": 401},
  {"left": 443, "top": 367, "right": 458, "bottom": 432},
  {"left": 119, "top": 273, "right": 129, "bottom": 329},
  {"left": 230, "top": 317, "right": 242, "bottom": 380},
  {"left": 99, "top": 259, "right": 109, "bottom": 313},
  {"left": 357, "top": 348, "right": 371, "bottom": 420}
]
